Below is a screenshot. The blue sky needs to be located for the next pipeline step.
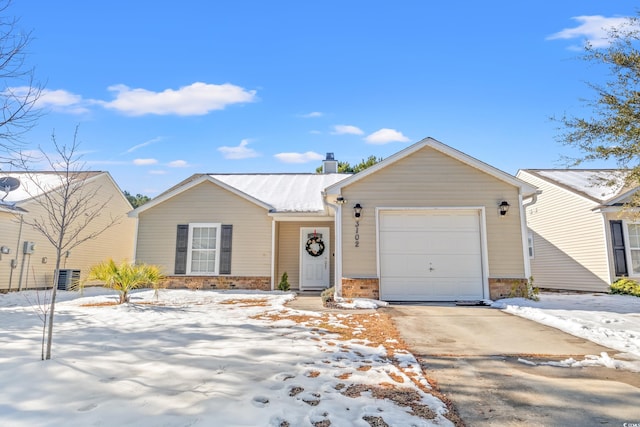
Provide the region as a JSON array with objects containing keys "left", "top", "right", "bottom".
[{"left": 4, "top": 1, "right": 639, "bottom": 196}]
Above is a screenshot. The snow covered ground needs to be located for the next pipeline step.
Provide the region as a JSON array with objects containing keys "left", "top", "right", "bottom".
[
  {"left": 0, "top": 288, "right": 452, "bottom": 427},
  {"left": 493, "top": 292, "right": 640, "bottom": 371},
  {"left": 2, "top": 289, "right": 639, "bottom": 426}
]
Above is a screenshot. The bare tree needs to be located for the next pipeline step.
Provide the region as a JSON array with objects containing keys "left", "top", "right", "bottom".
[
  {"left": 18, "top": 127, "right": 120, "bottom": 360},
  {"left": 0, "top": 0, "right": 43, "bottom": 165}
]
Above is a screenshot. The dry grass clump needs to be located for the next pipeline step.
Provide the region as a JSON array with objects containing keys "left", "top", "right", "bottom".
[{"left": 218, "top": 298, "right": 269, "bottom": 307}]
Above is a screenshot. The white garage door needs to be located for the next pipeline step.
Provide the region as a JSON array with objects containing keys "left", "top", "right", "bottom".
[{"left": 379, "top": 209, "right": 485, "bottom": 301}]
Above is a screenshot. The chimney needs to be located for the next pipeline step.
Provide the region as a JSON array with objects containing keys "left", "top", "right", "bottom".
[{"left": 322, "top": 152, "right": 338, "bottom": 174}]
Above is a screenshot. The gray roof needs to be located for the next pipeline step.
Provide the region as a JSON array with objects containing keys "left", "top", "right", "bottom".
[
  {"left": 210, "top": 173, "right": 351, "bottom": 212},
  {"left": 525, "top": 169, "right": 629, "bottom": 203}
]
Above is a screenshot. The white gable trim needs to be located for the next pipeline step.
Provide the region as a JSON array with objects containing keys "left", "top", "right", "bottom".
[
  {"left": 326, "top": 137, "right": 538, "bottom": 196},
  {"left": 602, "top": 186, "right": 639, "bottom": 206},
  {"left": 129, "top": 175, "right": 273, "bottom": 218}
]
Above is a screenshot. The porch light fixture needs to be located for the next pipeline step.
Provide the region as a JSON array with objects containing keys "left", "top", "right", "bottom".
[
  {"left": 499, "top": 200, "right": 510, "bottom": 216},
  {"left": 353, "top": 203, "right": 363, "bottom": 218},
  {"left": 0, "top": 246, "right": 9, "bottom": 254},
  {"left": 336, "top": 196, "right": 347, "bottom": 204}
]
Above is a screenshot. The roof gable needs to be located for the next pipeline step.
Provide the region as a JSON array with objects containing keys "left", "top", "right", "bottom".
[
  {"left": 130, "top": 173, "right": 351, "bottom": 217},
  {"left": 0, "top": 171, "right": 108, "bottom": 212},
  {"left": 325, "top": 137, "right": 538, "bottom": 196}
]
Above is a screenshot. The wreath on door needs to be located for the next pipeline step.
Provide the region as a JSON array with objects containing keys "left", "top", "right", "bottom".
[{"left": 305, "top": 236, "right": 325, "bottom": 257}]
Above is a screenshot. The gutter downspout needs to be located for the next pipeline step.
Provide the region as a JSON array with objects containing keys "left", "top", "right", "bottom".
[
  {"left": 322, "top": 191, "right": 342, "bottom": 298},
  {"left": 519, "top": 191, "right": 540, "bottom": 279},
  {"left": 8, "top": 215, "right": 23, "bottom": 291}
]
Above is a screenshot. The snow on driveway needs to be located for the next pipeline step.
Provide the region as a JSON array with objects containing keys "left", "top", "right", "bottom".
[
  {"left": 493, "top": 292, "right": 640, "bottom": 371},
  {"left": 0, "top": 289, "right": 453, "bottom": 427}
]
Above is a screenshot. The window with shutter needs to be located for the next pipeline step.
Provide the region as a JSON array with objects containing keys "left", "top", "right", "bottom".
[
  {"left": 174, "top": 224, "right": 189, "bottom": 274},
  {"left": 175, "top": 223, "right": 233, "bottom": 275},
  {"left": 219, "top": 225, "right": 233, "bottom": 274},
  {"left": 610, "top": 220, "right": 628, "bottom": 276}
]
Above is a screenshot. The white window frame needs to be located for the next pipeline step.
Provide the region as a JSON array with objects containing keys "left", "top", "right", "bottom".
[
  {"left": 623, "top": 221, "right": 640, "bottom": 277},
  {"left": 186, "top": 223, "right": 221, "bottom": 275},
  {"left": 527, "top": 230, "right": 535, "bottom": 259}
]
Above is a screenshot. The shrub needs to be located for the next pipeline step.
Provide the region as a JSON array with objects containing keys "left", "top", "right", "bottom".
[
  {"left": 611, "top": 278, "right": 640, "bottom": 297},
  {"left": 87, "top": 259, "right": 164, "bottom": 304},
  {"left": 507, "top": 277, "right": 539, "bottom": 301},
  {"left": 278, "top": 272, "right": 290, "bottom": 291},
  {"left": 321, "top": 286, "right": 335, "bottom": 306}
]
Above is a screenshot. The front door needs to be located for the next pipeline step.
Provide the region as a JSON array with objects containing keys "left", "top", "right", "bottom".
[{"left": 300, "top": 227, "right": 330, "bottom": 290}]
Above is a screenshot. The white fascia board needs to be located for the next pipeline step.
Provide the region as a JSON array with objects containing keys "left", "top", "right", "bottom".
[
  {"left": 129, "top": 175, "right": 273, "bottom": 218},
  {"left": 602, "top": 186, "right": 639, "bottom": 206},
  {"left": 269, "top": 212, "right": 334, "bottom": 222}
]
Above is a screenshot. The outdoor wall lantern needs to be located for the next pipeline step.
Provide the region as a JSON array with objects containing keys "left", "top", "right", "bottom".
[
  {"left": 0, "top": 246, "right": 10, "bottom": 254},
  {"left": 499, "top": 200, "right": 510, "bottom": 216},
  {"left": 336, "top": 196, "right": 347, "bottom": 204},
  {"left": 353, "top": 203, "right": 363, "bottom": 218}
]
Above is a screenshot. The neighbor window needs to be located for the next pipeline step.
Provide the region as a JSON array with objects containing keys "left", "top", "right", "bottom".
[
  {"left": 527, "top": 231, "right": 534, "bottom": 258},
  {"left": 626, "top": 223, "right": 640, "bottom": 275},
  {"left": 187, "top": 223, "right": 221, "bottom": 274}
]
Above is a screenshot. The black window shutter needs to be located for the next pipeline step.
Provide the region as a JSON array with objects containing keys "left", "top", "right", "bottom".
[
  {"left": 219, "top": 224, "right": 233, "bottom": 274},
  {"left": 174, "top": 224, "right": 189, "bottom": 274},
  {"left": 610, "top": 220, "right": 628, "bottom": 276}
]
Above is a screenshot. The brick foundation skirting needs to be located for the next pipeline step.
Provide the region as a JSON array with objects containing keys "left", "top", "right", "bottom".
[
  {"left": 341, "top": 277, "right": 528, "bottom": 301},
  {"left": 341, "top": 278, "right": 379, "bottom": 299},
  {"left": 162, "top": 276, "right": 271, "bottom": 291},
  {"left": 488, "top": 278, "right": 528, "bottom": 300}
]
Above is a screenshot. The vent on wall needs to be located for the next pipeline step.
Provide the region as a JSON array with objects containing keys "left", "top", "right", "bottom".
[{"left": 57, "top": 269, "right": 80, "bottom": 290}]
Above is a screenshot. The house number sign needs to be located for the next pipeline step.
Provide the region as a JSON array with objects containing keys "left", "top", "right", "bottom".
[{"left": 354, "top": 220, "right": 360, "bottom": 247}]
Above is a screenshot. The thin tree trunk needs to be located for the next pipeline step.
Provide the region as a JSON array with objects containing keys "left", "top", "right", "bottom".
[{"left": 44, "top": 252, "right": 61, "bottom": 360}]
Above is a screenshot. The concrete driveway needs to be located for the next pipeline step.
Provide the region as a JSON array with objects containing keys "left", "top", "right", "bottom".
[{"left": 385, "top": 304, "right": 640, "bottom": 426}]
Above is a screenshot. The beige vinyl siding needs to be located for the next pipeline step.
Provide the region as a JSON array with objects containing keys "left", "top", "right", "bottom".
[
  {"left": 0, "top": 212, "right": 22, "bottom": 289},
  {"left": 276, "top": 221, "right": 335, "bottom": 290},
  {"left": 0, "top": 173, "right": 136, "bottom": 290},
  {"left": 518, "top": 171, "right": 610, "bottom": 292},
  {"left": 341, "top": 146, "right": 526, "bottom": 279},
  {"left": 136, "top": 181, "right": 272, "bottom": 277}
]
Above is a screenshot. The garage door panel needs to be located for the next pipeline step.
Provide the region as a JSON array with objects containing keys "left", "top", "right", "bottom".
[
  {"left": 382, "top": 278, "right": 482, "bottom": 301},
  {"left": 381, "top": 254, "right": 482, "bottom": 276},
  {"left": 379, "top": 210, "right": 485, "bottom": 301},
  {"left": 380, "top": 231, "right": 480, "bottom": 255}
]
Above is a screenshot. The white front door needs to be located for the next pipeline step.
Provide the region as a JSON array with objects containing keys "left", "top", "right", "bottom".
[{"left": 300, "top": 227, "right": 330, "bottom": 290}]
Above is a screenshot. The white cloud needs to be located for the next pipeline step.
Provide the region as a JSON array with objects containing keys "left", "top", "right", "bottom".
[
  {"left": 168, "top": 160, "right": 189, "bottom": 168},
  {"left": 102, "top": 82, "right": 257, "bottom": 116},
  {"left": 547, "top": 15, "right": 635, "bottom": 48},
  {"left": 331, "top": 124, "right": 364, "bottom": 135},
  {"left": 124, "top": 137, "right": 163, "bottom": 154},
  {"left": 25, "top": 88, "right": 89, "bottom": 114},
  {"left": 133, "top": 158, "right": 158, "bottom": 166},
  {"left": 274, "top": 151, "right": 324, "bottom": 164},
  {"left": 218, "top": 139, "right": 260, "bottom": 160},
  {"left": 300, "top": 111, "right": 323, "bottom": 118},
  {"left": 364, "top": 128, "right": 410, "bottom": 144}
]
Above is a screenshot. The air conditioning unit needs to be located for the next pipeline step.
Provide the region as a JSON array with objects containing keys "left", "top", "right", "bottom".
[{"left": 57, "top": 269, "right": 80, "bottom": 290}]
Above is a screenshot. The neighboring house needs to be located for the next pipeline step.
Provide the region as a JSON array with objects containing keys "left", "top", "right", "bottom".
[
  {"left": 517, "top": 169, "right": 638, "bottom": 293},
  {"left": 131, "top": 137, "right": 538, "bottom": 301},
  {"left": 0, "top": 171, "right": 136, "bottom": 291}
]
